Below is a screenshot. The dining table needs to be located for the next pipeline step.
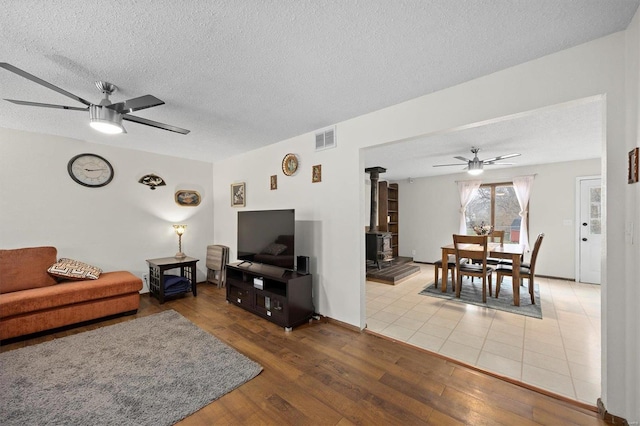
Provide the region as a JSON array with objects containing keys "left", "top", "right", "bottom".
[{"left": 441, "top": 242, "right": 527, "bottom": 306}]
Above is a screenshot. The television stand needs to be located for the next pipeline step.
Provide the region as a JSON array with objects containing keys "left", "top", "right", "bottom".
[{"left": 226, "top": 262, "right": 313, "bottom": 330}]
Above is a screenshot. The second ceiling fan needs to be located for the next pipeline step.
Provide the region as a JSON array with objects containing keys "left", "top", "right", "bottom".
[{"left": 433, "top": 147, "right": 520, "bottom": 175}]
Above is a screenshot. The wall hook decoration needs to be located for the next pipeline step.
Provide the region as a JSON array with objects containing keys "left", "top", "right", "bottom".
[{"left": 138, "top": 174, "right": 166, "bottom": 190}]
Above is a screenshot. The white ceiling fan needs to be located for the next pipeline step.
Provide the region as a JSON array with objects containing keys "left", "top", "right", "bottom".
[
  {"left": 433, "top": 147, "right": 520, "bottom": 175},
  {"left": 0, "top": 62, "right": 190, "bottom": 135}
]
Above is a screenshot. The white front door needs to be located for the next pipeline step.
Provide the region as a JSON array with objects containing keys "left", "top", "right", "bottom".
[{"left": 579, "top": 178, "right": 602, "bottom": 284}]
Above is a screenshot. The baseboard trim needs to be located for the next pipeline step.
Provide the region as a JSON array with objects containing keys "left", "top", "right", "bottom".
[
  {"left": 322, "top": 316, "right": 363, "bottom": 333},
  {"left": 597, "top": 398, "right": 629, "bottom": 425},
  {"left": 536, "top": 274, "right": 575, "bottom": 281}
]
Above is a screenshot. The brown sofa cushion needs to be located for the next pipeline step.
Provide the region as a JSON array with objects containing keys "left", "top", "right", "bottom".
[
  {"left": 0, "top": 271, "right": 142, "bottom": 319},
  {"left": 0, "top": 246, "right": 58, "bottom": 294}
]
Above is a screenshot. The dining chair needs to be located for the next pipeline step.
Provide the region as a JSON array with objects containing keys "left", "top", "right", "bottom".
[
  {"left": 475, "top": 229, "right": 504, "bottom": 262},
  {"left": 489, "top": 229, "right": 505, "bottom": 243},
  {"left": 495, "top": 233, "right": 545, "bottom": 304},
  {"left": 471, "top": 230, "right": 505, "bottom": 281},
  {"left": 434, "top": 255, "right": 457, "bottom": 292},
  {"left": 485, "top": 230, "right": 506, "bottom": 266},
  {"left": 453, "top": 234, "right": 494, "bottom": 303}
]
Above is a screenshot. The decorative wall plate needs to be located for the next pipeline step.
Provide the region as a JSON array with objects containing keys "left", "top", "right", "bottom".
[
  {"left": 282, "top": 153, "right": 298, "bottom": 176},
  {"left": 175, "top": 190, "right": 201, "bottom": 206}
]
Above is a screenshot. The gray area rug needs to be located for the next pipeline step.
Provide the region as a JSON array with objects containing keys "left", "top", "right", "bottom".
[
  {"left": 0, "top": 310, "right": 262, "bottom": 426},
  {"left": 420, "top": 277, "right": 542, "bottom": 319}
]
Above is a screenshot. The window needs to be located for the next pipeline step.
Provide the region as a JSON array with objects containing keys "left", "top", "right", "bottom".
[
  {"left": 465, "top": 183, "right": 523, "bottom": 243},
  {"left": 589, "top": 186, "right": 601, "bottom": 234}
]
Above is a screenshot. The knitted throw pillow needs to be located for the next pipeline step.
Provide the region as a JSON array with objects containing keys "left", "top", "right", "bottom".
[{"left": 48, "top": 258, "right": 103, "bottom": 280}]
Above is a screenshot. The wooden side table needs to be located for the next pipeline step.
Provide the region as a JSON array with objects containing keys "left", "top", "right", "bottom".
[{"left": 146, "top": 256, "right": 198, "bottom": 304}]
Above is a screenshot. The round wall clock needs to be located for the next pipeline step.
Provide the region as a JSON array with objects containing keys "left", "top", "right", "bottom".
[
  {"left": 282, "top": 153, "right": 299, "bottom": 176},
  {"left": 67, "top": 153, "right": 114, "bottom": 187}
]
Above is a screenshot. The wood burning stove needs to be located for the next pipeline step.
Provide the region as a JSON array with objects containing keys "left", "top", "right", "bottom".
[{"left": 366, "top": 232, "right": 393, "bottom": 267}]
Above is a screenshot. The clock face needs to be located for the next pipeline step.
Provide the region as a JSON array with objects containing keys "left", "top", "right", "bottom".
[{"left": 67, "top": 153, "right": 114, "bottom": 187}]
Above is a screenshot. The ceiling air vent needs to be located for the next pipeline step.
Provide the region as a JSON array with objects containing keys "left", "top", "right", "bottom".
[{"left": 315, "top": 126, "right": 336, "bottom": 151}]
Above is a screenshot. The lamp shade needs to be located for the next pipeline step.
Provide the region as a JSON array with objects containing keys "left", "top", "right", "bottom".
[
  {"left": 89, "top": 105, "right": 125, "bottom": 134},
  {"left": 468, "top": 160, "right": 483, "bottom": 175},
  {"left": 173, "top": 224, "right": 187, "bottom": 235}
]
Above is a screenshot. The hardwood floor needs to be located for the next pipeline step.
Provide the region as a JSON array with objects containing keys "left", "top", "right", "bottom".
[{"left": 1, "top": 284, "right": 609, "bottom": 425}]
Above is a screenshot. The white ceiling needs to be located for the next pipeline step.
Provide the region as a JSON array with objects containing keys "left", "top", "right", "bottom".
[
  {"left": 363, "top": 96, "right": 604, "bottom": 180},
  {"left": 1, "top": 1, "right": 638, "bottom": 166}
]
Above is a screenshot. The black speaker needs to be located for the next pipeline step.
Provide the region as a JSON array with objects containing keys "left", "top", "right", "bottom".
[{"left": 296, "top": 255, "right": 309, "bottom": 275}]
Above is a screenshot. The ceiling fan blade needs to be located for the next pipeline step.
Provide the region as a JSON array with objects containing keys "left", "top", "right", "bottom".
[
  {"left": 454, "top": 156, "right": 470, "bottom": 162},
  {"left": 5, "top": 98, "right": 88, "bottom": 111},
  {"left": 0, "top": 62, "right": 92, "bottom": 106},
  {"left": 107, "top": 95, "right": 164, "bottom": 113},
  {"left": 123, "top": 114, "right": 190, "bottom": 135},
  {"left": 482, "top": 153, "right": 521, "bottom": 163},
  {"left": 485, "top": 162, "right": 515, "bottom": 166},
  {"left": 433, "top": 163, "right": 468, "bottom": 167}
]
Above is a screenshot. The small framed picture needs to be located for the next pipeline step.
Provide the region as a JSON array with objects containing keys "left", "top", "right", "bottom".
[
  {"left": 312, "top": 164, "right": 322, "bottom": 183},
  {"left": 175, "top": 190, "right": 201, "bottom": 206},
  {"left": 231, "top": 182, "right": 245, "bottom": 207},
  {"left": 270, "top": 175, "right": 277, "bottom": 190},
  {"left": 629, "top": 147, "right": 639, "bottom": 184}
]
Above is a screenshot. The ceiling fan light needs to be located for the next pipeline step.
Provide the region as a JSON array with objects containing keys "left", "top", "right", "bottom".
[
  {"left": 89, "top": 105, "right": 124, "bottom": 134},
  {"left": 468, "top": 161, "right": 483, "bottom": 175},
  {"left": 90, "top": 120, "right": 124, "bottom": 134}
]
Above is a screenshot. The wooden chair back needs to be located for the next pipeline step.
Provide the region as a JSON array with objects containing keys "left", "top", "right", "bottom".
[
  {"left": 452, "top": 234, "right": 489, "bottom": 265},
  {"left": 453, "top": 234, "right": 493, "bottom": 302},
  {"left": 528, "top": 233, "right": 545, "bottom": 276},
  {"left": 488, "top": 230, "right": 505, "bottom": 244}
]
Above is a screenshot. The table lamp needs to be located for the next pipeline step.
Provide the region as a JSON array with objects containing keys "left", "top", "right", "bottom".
[{"left": 173, "top": 224, "right": 187, "bottom": 258}]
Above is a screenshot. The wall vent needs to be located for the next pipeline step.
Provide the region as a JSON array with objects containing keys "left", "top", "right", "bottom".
[{"left": 315, "top": 126, "right": 336, "bottom": 151}]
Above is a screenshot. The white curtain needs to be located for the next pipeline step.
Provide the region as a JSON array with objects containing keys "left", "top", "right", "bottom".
[
  {"left": 512, "top": 175, "right": 534, "bottom": 251},
  {"left": 457, "top": 180, "right": 482, "bottom": 234}
]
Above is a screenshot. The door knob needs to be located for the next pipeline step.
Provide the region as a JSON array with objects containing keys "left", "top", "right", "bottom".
[
  {"left": 582, "top": 238, "right": 588, "bottom": 241},
  {"left": 582, "top": 222, "right": 588, "bottom": 226}
]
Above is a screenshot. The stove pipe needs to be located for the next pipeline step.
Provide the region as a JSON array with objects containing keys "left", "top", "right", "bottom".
[{"left": 365, "top": 167, "right": 386, "bottom": 232}]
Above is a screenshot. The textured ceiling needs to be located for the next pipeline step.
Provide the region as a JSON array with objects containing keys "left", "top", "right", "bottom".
[
  {"left": 363, "top": 96, "right": 604, "bottom": 180},
  {"left": 1, "top": 1, "right": 638, "bottom": 165}
]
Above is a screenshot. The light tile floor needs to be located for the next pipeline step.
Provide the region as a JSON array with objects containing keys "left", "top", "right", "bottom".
[{"left": 366, "top": 263, "right": 601, "bottom": 405}]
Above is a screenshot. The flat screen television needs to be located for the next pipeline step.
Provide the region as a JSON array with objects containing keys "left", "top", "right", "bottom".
[{"left": 237, "top": 209, "right": 295, "bottom": 269}]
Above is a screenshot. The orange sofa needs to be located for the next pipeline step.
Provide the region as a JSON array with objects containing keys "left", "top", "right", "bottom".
[{"left": 0, "top": 246, "right": 142, "bottom": 340}]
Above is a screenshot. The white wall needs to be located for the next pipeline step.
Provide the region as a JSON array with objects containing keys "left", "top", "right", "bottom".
[
  {"left": 0, "top": 128, "right": 215, "bottom": 289},
  {"left": 623, "top": 6, "right": 640, "bottom": 423},
  {"left": 214, "top": 29, "right": 637, "bottom": 421},
  {"left": 212, "top": 138, "right": 345, "bottom": 321},
  {"left": 398, "top": 159, "right": 601, "bottom": 279}
]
